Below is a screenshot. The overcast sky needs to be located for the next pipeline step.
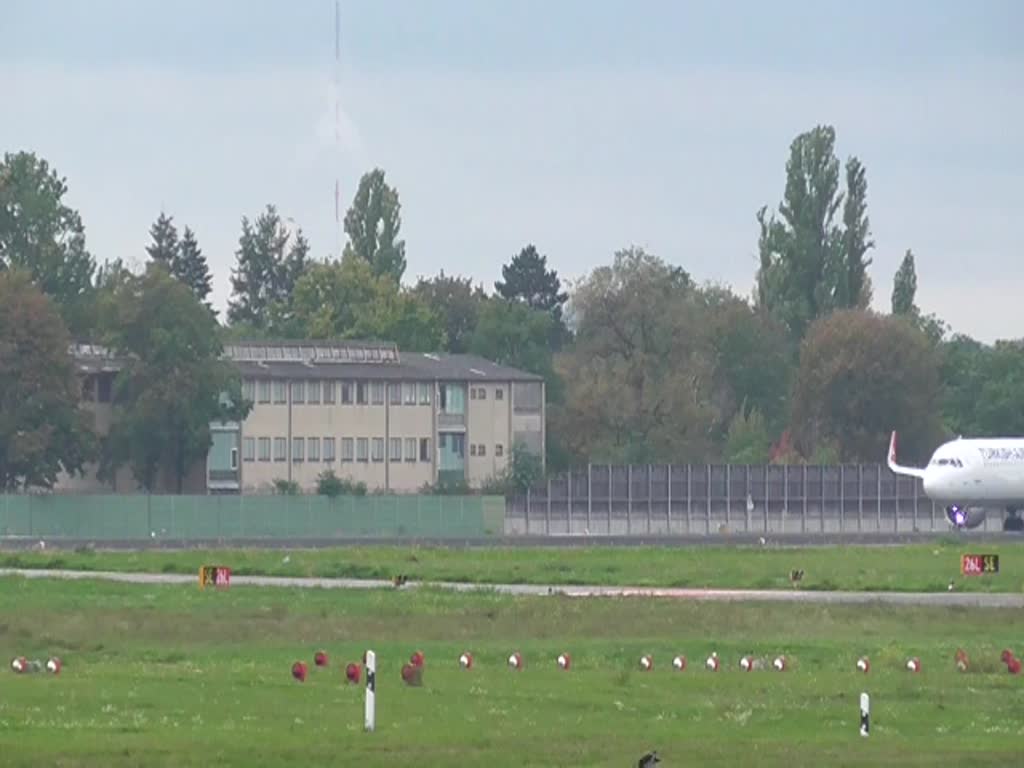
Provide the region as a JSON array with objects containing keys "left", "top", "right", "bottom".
[{"left": 4, "top": 0, "right": 1021, "bottom": 342}]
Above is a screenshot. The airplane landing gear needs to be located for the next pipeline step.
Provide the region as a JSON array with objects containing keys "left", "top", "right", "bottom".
[{"left": 1004, "top": 507, "right": 1023, "bottom": 532}]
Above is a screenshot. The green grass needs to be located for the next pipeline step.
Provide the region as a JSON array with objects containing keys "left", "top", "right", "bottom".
[
  {"left": 3, "top": 540, "right": 1023, "bottom": 592},
  {"left": 1, "top": 576, "right": 1023, "bottom": 766}
]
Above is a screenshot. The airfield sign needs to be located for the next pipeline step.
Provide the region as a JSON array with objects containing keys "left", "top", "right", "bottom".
[{"left": 960, "top": 554, "right": 999, "bottom": 576}]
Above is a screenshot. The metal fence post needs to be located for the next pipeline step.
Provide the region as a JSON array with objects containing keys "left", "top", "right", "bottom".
[
  {"left": 626, "top": 465, "right": 632, "bottom": 535},
  {"left": 567, "top": 469, "right": 573, "bottom": 535},
  {"left": 763, "top": 465, "right": 769, "bottom": 533},
  {"left": 912, "top": 477, "right": 918, "bottom": 531},
  {"left": 647, "top": 465, "right": 652, "bottom": 534},
  {"left": 876, "top": 465, "right": 882, "bottom": 530},
  {"left": 820, "top": 465, "right": 826, "bottom": 533},
  {"left": 608, "top": 465, "right": 613, "bottom": 535},
  {"left": 586, "top": 463, "right": 592, "bottom": 533},
  {"left": 839, "top": 464, "right": 845, "bottom": 532},
  {"left": 705, "top": 464, "right": 711, "bottom": 535},
  {"left": 858, "top": 464, "right": 863, "bottom": 532},
  {"left": 801, "top": 465, "right": 807, "bottom": 533},
  {"left": 725, "top": 464, "right": 731, "bottom": 529},
  {"left": 783, "top": 464, "right": 788, "bottom": 533},
  {"left": 546, "top": 477, "right": 551, "bottom": 536},
  {"left": 745, "top": 465, "right": 751, "bottom": 533},
  {"left": 667, "top": 465, "right": 672, "bottom": 533},
  {"left": 686, "top": 464, "right": 692, "bottom": 534},
  {"left": 525, "top": 487, "right": 530, "bottom": 535}
]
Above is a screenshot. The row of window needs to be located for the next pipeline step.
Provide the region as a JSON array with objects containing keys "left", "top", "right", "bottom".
[
  {"left": 243, "top": 436, "right": 432, "bottom": 464},
  {"left": 241, "top": 380, "right": 503, "bottom": 408}
]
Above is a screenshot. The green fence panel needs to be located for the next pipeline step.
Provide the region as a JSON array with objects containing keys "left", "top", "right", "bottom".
[{"left": 0, "top": 494, "right": 503, "bottom": 540}]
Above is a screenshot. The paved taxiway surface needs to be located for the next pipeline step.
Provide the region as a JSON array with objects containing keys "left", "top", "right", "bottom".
[{"left": 2, "top": 567, "right": 1021, "bottom": 608}]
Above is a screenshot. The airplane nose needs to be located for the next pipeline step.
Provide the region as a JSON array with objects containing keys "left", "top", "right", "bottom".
[{"left": 922, "top": 473, "right": 937, "bottom": 496}]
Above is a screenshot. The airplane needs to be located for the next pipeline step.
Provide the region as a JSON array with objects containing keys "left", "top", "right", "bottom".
[{"left": 887, "top": 431, "right": 1024, "bottom": 530}]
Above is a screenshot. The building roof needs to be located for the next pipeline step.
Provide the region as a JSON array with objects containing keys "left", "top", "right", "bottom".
[
  {"left": 233, "top": 351, "right": 543, "bottom": 383},
  {"left": 71, "top": 341, "right": 544, "bottom": 383}
]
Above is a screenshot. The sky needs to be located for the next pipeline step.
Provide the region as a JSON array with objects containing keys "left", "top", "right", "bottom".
[{"left": 3, "top": 0, "right": 1022, "bottom": 342}]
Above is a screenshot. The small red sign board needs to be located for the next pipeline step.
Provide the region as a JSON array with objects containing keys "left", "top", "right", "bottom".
[
  {"left": 960, "top": 554, "right": 999, "bottom": 576},
  {"left": 199, "top": 565, "right": 232, "bottom": 588}
]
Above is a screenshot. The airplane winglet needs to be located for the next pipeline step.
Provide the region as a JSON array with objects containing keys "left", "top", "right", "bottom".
[{"left": 887, "top": 430, "right": 927, "bottom": 479}]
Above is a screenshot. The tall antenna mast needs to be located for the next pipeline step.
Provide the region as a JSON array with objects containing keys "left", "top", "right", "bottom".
[{"left": 334, "top": 0, "right": 341, "bottom": 257}]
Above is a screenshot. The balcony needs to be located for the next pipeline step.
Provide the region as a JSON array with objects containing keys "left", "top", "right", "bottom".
[{"left": 438, "top": 411, "right": 465, "bottom": 428}]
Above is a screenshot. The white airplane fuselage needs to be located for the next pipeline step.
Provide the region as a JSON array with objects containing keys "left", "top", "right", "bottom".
[{"left": 890, "top": 433, "right": 1024, "bottom": 509}]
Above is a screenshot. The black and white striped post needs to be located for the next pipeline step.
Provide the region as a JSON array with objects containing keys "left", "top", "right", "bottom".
[
  {"left": 859, "top": 692, "right": 869, "bottom": 737},
  {"left": 365, "top": 650, "right": 376, "bottom": 732}
]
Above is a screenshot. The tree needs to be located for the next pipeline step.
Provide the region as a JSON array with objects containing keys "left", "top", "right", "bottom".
[
  {"left": 100, "top": 264, "right": 249, "bottom": 492},
  {"left": 411, "top": 271, "right": 487, "bottom": 353},
  {"left": 495, "top": 244, "right": 569, "bottom": 333},
  {"left": 755, "top": 126, "right": 874, "bottom": 339},
  {"left": 555, "top": 247, "right": 719, "bottom": 463},
  {"left": 176, "top": 227, "right": 214, "bottom": 305},
  {"left": 342, "top": 168, "right": 406, "bottom": 282},
  {"left": 700, "top": 286, "right": 794, "bottom": 437},
  {"left": 891, "top": 249, "right": 918, "bottom": 316},
  {"left": 790, "top": 309, "right": 943, "bottom": 463},
  {"left": 0, "top": 151, "right": 96, "bottom": 332},
  {"left": 0, "top": 270, "right": 95, "bottom": 490},
  {"left": 723, "top": 406, "right": 772, "bottom": 464},
  {"left": 145, "top": 212, "right": 179, "bottom": 267},
  {"left": 291, "top": 255, "right": 444, "bottom": 352},
  {"left": 940, "top": 336, "right": 1024, "bottom": 437},
  {"left": 227, "top": 205, "right": 308, "bottom": 332}
]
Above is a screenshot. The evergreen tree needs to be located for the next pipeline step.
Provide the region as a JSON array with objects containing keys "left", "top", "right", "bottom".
[
  {"left": 891, "top": 249, "right": 918, "bottom": 316},
  {"left": 177, "top": 226, "right": 213, "bottom": 305},
  {"left": 146, "top": 212, "right": 179, "bottom": 267}
]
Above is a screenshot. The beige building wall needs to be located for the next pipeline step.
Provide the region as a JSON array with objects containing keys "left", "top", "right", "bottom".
[
  {"left": 240, "top": 377, "right": 438, "bottom": 493},
  {"left": 466, "top": 380, "right": 512, "bottom": 487}
]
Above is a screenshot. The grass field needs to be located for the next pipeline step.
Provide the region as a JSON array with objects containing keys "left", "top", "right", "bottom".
[
  {"left": 2, "top": 575, "right": 1023, "bottom": 766},
  {"left": 3, "top": 540, "right": 1023, "bottom": 592}
]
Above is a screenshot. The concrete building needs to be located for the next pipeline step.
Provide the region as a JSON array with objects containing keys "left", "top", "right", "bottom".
[{"left": 64, "top": 340, "right": 545, "bottom": 494}]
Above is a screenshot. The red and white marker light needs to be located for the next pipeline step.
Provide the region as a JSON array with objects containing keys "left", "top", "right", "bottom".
[
  {"left": 557, "top": 653, "right": 571, "bottom": 670},
  {"left": 459, "top": 652, "right": 473, "bottom": 669},
  {"left": 856, "top": 657, "right": 870, "bottom": 673},
  {"left": 906, "top": 657, "right": 921, "bottom": 672},
  {"left": 291, "top": 661, "right": 308, "bottom": 682},
  {"left": 739, "top": 656, "right": 754, "bottom": 672},
  {"left": 672, "top": 655, "right": 687, "bottom": 671},
  {"left": 639, "top": 654, "right": 653, "bottom": 671},
  {"left": 508, "top": 652, "right": 522, "bottom": 670},
  {"left": 314, "top": 650, "right": 329, "bottom": 667},
  {"left": 10, "top": 657, "right": 26, "bottom": 674},
  {"left": 46, "top": 657, "right": 61, "bottom": 675},
  {"left": 772, "top": 656, "right": 786, "bottom": 671},
  {"left": 705, "top": 652, "right": 719, "bottom": 671}
]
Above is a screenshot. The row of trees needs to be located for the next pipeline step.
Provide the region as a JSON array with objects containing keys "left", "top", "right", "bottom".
[{"left": 2, "top": 124, "right": 1022, "bottom": 491}]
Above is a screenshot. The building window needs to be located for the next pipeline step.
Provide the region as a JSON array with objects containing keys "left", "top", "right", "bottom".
[
  {"left": 419, "top": 438, "right": 431, "bottom": 462},
  {"left": 356, "top": 437, "right": 369, "bottom": 462},
  {"left": 97, "top": 376, "right": 112, "bottom": 403},
  {"left": 372, "top": 437, "right": 384, "bottom": 462},
  {"left": 371, "top": 381, "right": 385, "bottom": 405},
  {"left": 242, "top": 379, "right": 256, "bottom": 402},
  {"left": 389, "top": 438, "right": 402, "bottom": 462},
  {"left": 389, "top": 383, "right": 402, "bottom": 405},
  {"left": 307, "top": 437, "right": 320, "bottom": 462},
  {"left": 478, "top": 387, "right": 487, "bottom": 400},
  {"left": 495, "top": 388, "right": 504, "bottom": 400},
  {"left": 341, "top": 381, "right": 353, "bottom": 404},
  {"left": 258, "top": 380, "right": 271, "bottom": 403},
  {"left": 495, "top": 444, "right": 504, "bottom": 457},
  {"left": 230, "top": 447, "right": 238, "bottom": 470},
  {"left": 292, "top": 381, "right": 305, "bottom": 404},
  {"left": 292, "top": 437, "right": 304, "bottom": 462},
  {"left": 323, "top": 437, "right": 336, "bottom": 462},
  {"left": 243, "top": 437, "right": 255, "bottom": 462},
  {"left": 418, "top": 382, "right": 431, "bottom": 405},
  {"left": 470, "top": 444, "right": 477, "bottom": 457},
  {"left": 402, "top": 382, "right": 415, "bottom": 405},
  {"left": 439, "top": 383, "right": 465, "bottom": 414},
  {"left": 274, "top": 437, "right": 287, "bottom": 461},
  {"left": 356, "top": 381, "right": 368, "bottom": 405},
  {"left": 341, "top": 438, "right": 354, "bottom": 462},
  {"left": 405, "top": 438, "right": 417, "bottom": 462},
  {"left": 308, "top": 380, "right": 321, "bottom": 404},
  {"left": 470, "top": 388, "right": 477, "bottom": 400},
  {"left": 323, "top": 381, "right": 336, "bottom": 404},
  {"left": 478, "top": 444, "right": 486, "bottom": 457},
  {"left": 273, "top": 381, "right": 286, "bottom": 404},
  {"left": 513, "top": 382, "right": 542, "bottom": 412},
  {"left": 258, "top": 437, "right": 271, "bottom": 462}
]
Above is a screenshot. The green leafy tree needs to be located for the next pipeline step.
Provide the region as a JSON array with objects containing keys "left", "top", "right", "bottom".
[
  {"left": 291, "top": 256, "right": 444, "bottom": 351},
  {"left": 940, "top": 336, "right": 1024, "bottom": 437},
  {"left": 342, "top": 168, "right": 406, "bottom": 282},
  {"left": 790, "top": 309, "right": 943, "bottom": 462},
  {"left": 755, "top": 126, "right": 874, "bottom": 339},
  {"left": 723, "top": 406, "right": 772, "bottom": 464},
  {"left": 227, "top": 205, "right": 308, "bottom": 332},
  {"left": 177, "top": 227, "right": 213, "bottom": 305},
  {"left": 100, "top": 264, "right": 250, "bottom": 492},
  {"left": 891, "top": 249, "right": 918, "bottom": 316},
  {"left": 411, "top": 271, "right": 487, "bottom": 353},
  {"left": 495, "top": 244, "right": 569, "bottom": 342},
  {"left": 555, "top": 247, "right": 719, "bottom": 463},
  {"left": 0, "top": 270, "right": 95, "bottom": 489},
  {"left": 0, "top": 151, "right": 96, "bottom": 333},
  {"left": 145, "top": 212, "right": 179, "bottom": 268}
]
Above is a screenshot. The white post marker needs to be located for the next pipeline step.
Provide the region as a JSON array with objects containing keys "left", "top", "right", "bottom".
[
  {"left": 859, "top": 692, "right": 869, "bottom": 737},
  {"left": 365, "top": 650, "right": 376, "bottom": 732}
]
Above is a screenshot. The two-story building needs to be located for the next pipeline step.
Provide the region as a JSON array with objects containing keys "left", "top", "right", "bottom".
[{"left": 65, "top": 340, "right": 545, "bottom": 494}]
